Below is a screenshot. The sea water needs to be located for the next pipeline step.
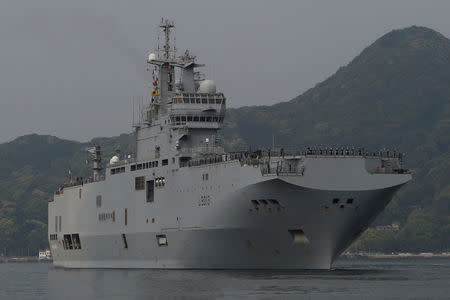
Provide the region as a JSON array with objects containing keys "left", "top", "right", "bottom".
[{"left": 0, "top": 257, "right": 449, "bottom": 299}]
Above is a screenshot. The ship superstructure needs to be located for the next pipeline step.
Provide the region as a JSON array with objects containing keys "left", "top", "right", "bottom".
[{"left": 48, "top": 19, "right": 411, "bottom": 269}]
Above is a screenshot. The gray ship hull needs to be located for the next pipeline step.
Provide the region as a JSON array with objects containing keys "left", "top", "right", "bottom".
[{"left": 50, "top": 157, "right": 410, "bottom": 269}]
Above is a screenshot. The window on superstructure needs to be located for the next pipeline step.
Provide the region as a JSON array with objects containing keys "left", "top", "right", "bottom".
[
  {"left": 190, "top": 99, "right": 195, "bottom": 104},
  {"left": 63, "top": 234, "right": 73, "bottom": 250},
  {"left": 162, "top": 159, "right": 168, "bottom": 166},
  {"left": 135, "top": 176, "right": 145, "bottom": 190},
  {"left": 181, "top": 116, "right": 186, "bottom": 122},
  {"left": 55, "top": 216, "right": 57, "bottom": 232},
  {"left": 96, "top": 195, "right": 102, "bottom": 207},
  {"left": 156, "top": 234, "right": 168, "bottom": 247},
  {"left": 146, "top": 180, "right": 154, "bottom": 202},
  {"left": 79, "top": 189, "right": 82, "bottom": 199},
  {"left": 122, "top": 233, "right": 128, "bottom": 249},
  {"left": 72, "top": 234, "right": 82, "bottom": 249},
  {"left": 131, "top": 165, "right": 136, "bottom": 171},
  {"left": 125, "top": 208, "right": 128, "bottom": 226},
  {"left": 137, "top": 164, "right": 142, "bottom": 170}
]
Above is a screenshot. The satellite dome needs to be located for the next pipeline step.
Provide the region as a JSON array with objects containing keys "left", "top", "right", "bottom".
[
  {"left": 109, "top": 156, "right": 119, "bottom": 165},
  {"left": 198, "top": 80, "right": 216, "bottom": 94},
  {"left": 148, "top": 53, "right": 156, "bottom": 61}
]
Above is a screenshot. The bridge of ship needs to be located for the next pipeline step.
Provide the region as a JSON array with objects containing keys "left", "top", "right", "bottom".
[{"left": 169, "top": 93, "right": 226, "bottom": 128}]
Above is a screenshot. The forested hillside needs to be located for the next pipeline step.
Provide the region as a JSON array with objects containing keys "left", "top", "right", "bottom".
[{"left": 0, "top": 26, "right": 449, "bottom": 255}]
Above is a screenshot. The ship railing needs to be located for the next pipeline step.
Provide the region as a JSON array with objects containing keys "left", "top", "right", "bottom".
[
  {"left": 179, "top": 146, "right": 225, "bottom": 156},
  {"left": 54, "top": 176, "right": 105, "bottom": 195},
  {"left": 172, "top": 93, "right": 226, "bottom": 105}
]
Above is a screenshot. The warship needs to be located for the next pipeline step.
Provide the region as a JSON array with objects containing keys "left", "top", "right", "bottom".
[{"left": 48, "top": 19, "right": 411, "bottom": 269}]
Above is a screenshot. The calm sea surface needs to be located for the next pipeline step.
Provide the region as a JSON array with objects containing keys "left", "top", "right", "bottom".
[{"left": 0, "top": 257, "right": 449, "bottom": 299}]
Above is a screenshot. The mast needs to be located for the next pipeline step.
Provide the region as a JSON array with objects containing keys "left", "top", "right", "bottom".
[
  {"left": 86, "top": 146, "right": 103, "bottom": 181},
  {"left": 159, "top": 19, "right": 175, "bottom": 60}
]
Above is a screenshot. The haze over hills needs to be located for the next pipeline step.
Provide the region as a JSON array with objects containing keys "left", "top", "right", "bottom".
[{"left": 1, "top": 26, "right": 449, "bottom": 255}]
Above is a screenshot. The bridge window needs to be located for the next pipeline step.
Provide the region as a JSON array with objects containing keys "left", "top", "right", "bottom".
[
  {"left": 200, "top": 116, "right": 205, "bottom": 122},
  {"left": 216, "top": 99, "right": 221, "bottom": 104},
  {"left": 209, "top": 99, "right": 215, "bottom": 104},
  {"left": 196, "top": 98, "right": 201, "bottom": 104},
  {"left": 187, "top": 116, "right": 193, "bottom": 121},
  {"left": 202, "top": 99, "right": 207, "bottom": 104},
  {"left": 193, "top": 116, "right": 199, "bottom": 121}
]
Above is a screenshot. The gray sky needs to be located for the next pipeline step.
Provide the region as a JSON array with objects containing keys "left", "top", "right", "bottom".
[{"left": 1, "top": 0, "right": 449, "bottom": 143}]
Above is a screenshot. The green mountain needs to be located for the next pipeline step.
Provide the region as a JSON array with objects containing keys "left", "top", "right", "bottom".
[{"left": 1, "top": 26, "right": 449, "bottom": 255}]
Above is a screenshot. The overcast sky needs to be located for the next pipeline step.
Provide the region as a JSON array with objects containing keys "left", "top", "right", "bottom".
[{"left": 1, "top": 0, "right": 449, "bottom": 143}]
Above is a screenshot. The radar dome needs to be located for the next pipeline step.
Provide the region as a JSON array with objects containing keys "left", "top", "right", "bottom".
[
  {"left": 198, "top": 80, "right": 216, "bottom": 94},
  {"left": 148, "top": 53, "right": 156, "bottom": 61},
  {"left": 109, "top": 156, "right": 119, "bottom": 165}
]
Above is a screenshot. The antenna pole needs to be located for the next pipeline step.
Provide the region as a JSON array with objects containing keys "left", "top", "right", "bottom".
[
  {"left": 272, "top": 132, "right": 275, "bottom": 150},
  {"left": 159, "top": 19, "right": 174, "bottom": 60}
]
